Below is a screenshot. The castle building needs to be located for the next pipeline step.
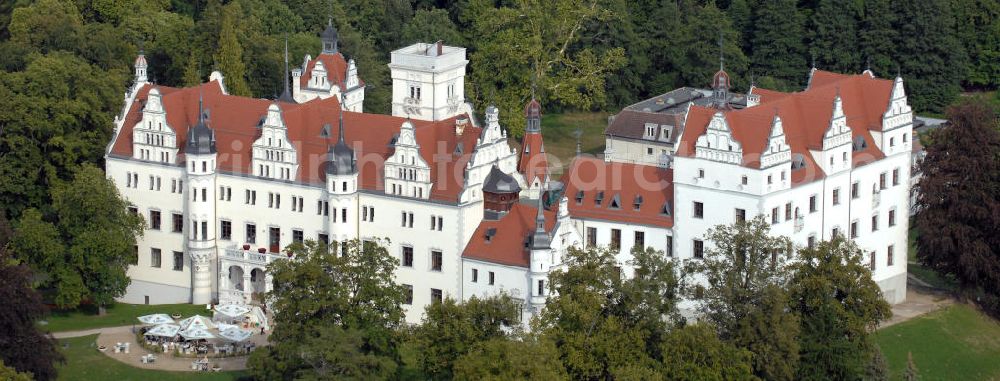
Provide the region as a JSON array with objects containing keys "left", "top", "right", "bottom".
[
  {"left": 461, "top": 65, "right": 911, "bottom": 321},
  {"left": 108, "top": 27, "right": 910, "bottom": 325}
]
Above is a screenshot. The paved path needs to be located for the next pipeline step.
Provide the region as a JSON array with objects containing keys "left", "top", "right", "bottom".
[
  {"left": 879, "top": 276, "right": 956, "bottom": 329},
  {"left": 52, "top": 325, "right": 268, "bottom": 372}
]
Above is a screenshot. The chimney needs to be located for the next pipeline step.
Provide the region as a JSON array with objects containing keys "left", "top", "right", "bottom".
[{"left": 436, "top": 40, "right": 444, "bottom": 56}]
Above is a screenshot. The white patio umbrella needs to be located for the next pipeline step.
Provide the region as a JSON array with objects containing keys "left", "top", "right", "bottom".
[
  {"left": 143, "top": 323, "right": 180, "bottom": 337},
  {"left": 214, "top": 304, "right": 251, "bottom": 319},
  {"left": 178, "top": 327, "right": 216, "bottom": 341},
  {"left": 217, "top": 327, "right": 253, "bottom": 342},
  {"left": 179, "top": 315, "right": 217, "bottom": 331},
  {"left": 137, "top": 314, "right": 174, "bottom": 325},
  {"left": 215, "top": 322, "right": 239, "bottom": 332}
]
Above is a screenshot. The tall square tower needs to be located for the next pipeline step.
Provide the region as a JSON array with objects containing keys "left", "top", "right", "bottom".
[{"left": 389, "top": 41, "right": 468, "bottom": 121}]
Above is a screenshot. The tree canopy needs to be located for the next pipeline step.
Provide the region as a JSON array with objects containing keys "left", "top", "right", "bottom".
[{"left": 0, "top": 251, "right": 62, "bottom": 380}]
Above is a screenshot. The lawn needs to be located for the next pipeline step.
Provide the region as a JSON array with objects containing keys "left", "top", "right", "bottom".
[
  {"left": 877, "top": 304, "right": 1000, "bottom": 380},
  {"left": 42, "top": 303, "right": 209, "bottom": 333},
  {"left": 539, "top": 112, "right": 609, "bottom": 175},
  {"left": 55, "top": 334, "right": 247, "bottom": 381},
  {"left": 907, "top": 227, "right": 958, "bottom": 292}
]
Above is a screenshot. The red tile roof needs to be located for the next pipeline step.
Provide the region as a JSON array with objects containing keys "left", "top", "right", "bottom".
[
  {"left": 561, "top": 157, "right": 674, "bottom": 228},
  {"left": 110, "top": 81, "right": 479, "bottom": 202},
  {"left": 518, "top": 132, "right": 548, "bottom": 184},
  {"left": 462, "top": 203, "right": 557, "bottom": 268},
  {"left": 300, "top": 52, "right": 362, "bottom": 89},
  {"left": 677, "top": 71, "right": 893, "bottom": 185}
]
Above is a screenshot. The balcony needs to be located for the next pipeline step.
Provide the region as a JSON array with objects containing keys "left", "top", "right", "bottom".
[{"left": 223, "top": 246, "right": 288, "bottom": 266}]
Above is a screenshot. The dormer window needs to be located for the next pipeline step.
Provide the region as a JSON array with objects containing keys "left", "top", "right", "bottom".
[
  {"left": 609, "top": 194, "right": 621, "bottom": 209},
  {"left": 633, "top": 195, "right": 643, "bottom": 210},
  {"left": 485, "top": 227, "right": 497, "bottom": 242},
  {"left": 791, "top": 154, "right": 806, "bottom": 170},
  {"left": 661, "top": 202, "right": 672, "bottom": 216},
  {"left": 852, "top": 135, "right": 867, "bottom": 152},
  {"left": 661, "top": 126, "right": 672, "bottom": 140},
  {"left": 595, "top": 191, "right": 604, "bottom": 206},
  {"left": 643, "top": 123, "right": 657, "bottom": 140}
]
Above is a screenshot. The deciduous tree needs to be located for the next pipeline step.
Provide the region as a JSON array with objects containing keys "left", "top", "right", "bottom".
[
  {"left": 691, "top": 216, "right": 799, "bottom": 380},
  {"left": 0, "top": 252, "right": 63, "bottom": 381},
  {"left": 915, "top": 99, "right": 1000, "bottom": 297},
  {"left": 452, "top": 337, "right": 568, "bottom": 381},
  {"left": 789, "top": 237, "right": 892, "bottom": 380},
  {"left": 750, "top": 0, "right": 807, "bottom": 89},
  {"left": 248, "top": 238, "right": 406, "bottom": 380},
  {"left": 411, "top": 295, "right": 520, "bottom": 379}
]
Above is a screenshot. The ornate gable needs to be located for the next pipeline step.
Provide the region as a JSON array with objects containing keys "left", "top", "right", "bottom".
[
  {"left": 132, "top": 87, "right": 178, "bottom": 164},
  {"left": 251, "top": 103, "right": 298, "bottom": 180},
  {"left": 695, "top": 112, "right": 743, "bottom": 165},
  {"left": 822, "top": 94, "right": 852, "bottom": 150},
  {"left": 760, "top": 114, "right": 791, "bottom": 168}
]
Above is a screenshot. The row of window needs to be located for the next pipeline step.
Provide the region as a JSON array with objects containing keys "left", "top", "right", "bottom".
[
  {"left": 584, "top": 227, "right": 651, "bottom": 253},
  {"left": 469, "top": 268, "right": 497, "bottom": 285},
  {"left": 147, "top": 248, "right": 184, "bottom": 271},
  {"left": 400, "top": 246, "right": 443, "bottom": 272},
  {"left": 400, "top": 285, "right": 442, "bottom": 305}
]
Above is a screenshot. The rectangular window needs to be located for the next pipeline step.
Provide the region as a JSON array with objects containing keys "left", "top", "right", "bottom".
[
  {"left": 318, "top": 200, "right": 324, "bottom": 215},
  {"left": 880, "top": 173, "right": 887, "bottom": 190},
  {"left": 431, "top": 250, "right": 442, "bottom": 272},
  {"left": 276, "top": 194, "right": 281, "bottom": 209},
  {"left": 402, "top": 212, "right": 407, "bottom": 227},
  {"left": 402, "top": 246, "right": 413, "bottom": 267},
  {"left": 269, "top": 227, "right": 280, "bottom": 252},
  {"left": 246, "top": 190, "right": 251, "bottom": 204},
  {"left": 172, "top": 251, "right": 183, "bottom": 271},
  {"left": 293, "top": 229, "right": 303, "bottom": 244},
  {"left": 431, "top": 288, "right": 442, "bottom": 303},
  {"left": 735, "top": 208, "right": 746, "bottom": 223},
  {"left": 666, "top": 236, "right": 673, "bottom": 257},
  {"left": 472, "top": 268, "right": 478, "bottom": 283},
  {"left": 150, "top": 210, "right": 161, "bottom": 230},
  {"left": 833, "top": 188, "right": 841, "bottom": 205},
  {"left": 851, "top": 221, "right": 858, "bottom": 239},
  {"left": 810, "top": 195, "right": 817, "bottom": 213},
  {"left": 610, "top": 229, "right": 621, "bottom": 251},
  {"left": 785, "top": 203, "right": 792, "bottom": 221},
  {"left": 634, "top": 231, "right": 645, "bottom": 250},
  {"left": 771, "top": 207, "right": 779, "bottom": 224},
  {"left": 172, "top": 213, "right": 183, "bottom": 233},
  {"left": 246, "top": 224, "right": 256, "bottom": 244},
  {"left": 870, "top": 251, "right": 876, "bottom": 270},
  {"left": 201, "top": 188, "right": 206, "bottom": 202},
  {"left": 341, "top": 208, "right": 347, "bottom": 223},
  {"left": 808, "top": 235, "right": 816, "bottom": 248},
  {"left": 436, "top": 216, "right": 443, "bottom": 231},
  {"left": 489, "top": 271, "right": 495, "bottom": 285},
  {"left": 693, "top": 239, "right": 704, "bottom": 259},
  {"left": 431, "top": 215, "right": 436, "bottom": 230},
  {"left": 852, "top": 182, "right": 859, "bottom": 199},
  {"left": 221, "top": 221, "right": 232, "bottom": 240},
  {"left": 403, "top": 285, "right": 413, "bottom": 305},
  {"left": 888, "top": 245, "right": 895, "bottom": 266},
  {"left": 586, "top": 227, "right": 597, "bottom": 247},
  {"left": 893, "top": 168, "right": 900, "bottom": 186},
  {"left": 889, "top": 209, "right": 897, "bottom": 227},
  {"left": 149, "top": 175, "right": 154, "bottom": 190},
  {"left": 268, "top": 193, "right": 274, "bottom": 208},
  {"left": 151, "top": 248, "right": 161, "bottom": 268},
  {"left": 871, "top": 214, "right": 879, "bottom": 232},
  {"left": 131, "top": 245, "right": 138, "bottom": 265},
  {"left": 693, "top": 202, "right": 704, "bottom": 218},
  {"left": 201, "top": 221, "right": 207, "bottom": 241},
  {"left": 537, "top": 280, "right": 545, "bottom": 296}
]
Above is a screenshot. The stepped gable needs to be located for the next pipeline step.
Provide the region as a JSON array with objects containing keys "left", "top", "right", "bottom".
[
  {"left": 110, "top": 81, "right": 479, "bottom": 202},
  {"left": 463, "top": 203, "right": 557, "bottom": 268},
  {"left": 561, "top": 156, "right": 674, "bottom": 228},
  {"left": 677, "top": 70, "right": 894, "bottom": 184},
  {"left": 301, "top": 52, "right": 363, "bottom": 89}
]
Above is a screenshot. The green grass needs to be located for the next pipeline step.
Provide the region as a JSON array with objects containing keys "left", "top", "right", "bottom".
[
  {"left": 42, "top": 303, "right": 209, "bottom": 332},
  {"left": 55, "top": 334, "right": 247, "bottom": 381},
  {"left": 877, "top": 304, "right": 1000, "bottom": 380},
  {"left": 539, "top": 112, "right": 609, "bottom": 175}
]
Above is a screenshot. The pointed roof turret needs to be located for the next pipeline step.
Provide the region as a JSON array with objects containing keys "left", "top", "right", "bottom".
[
  {"left": 321, "top": 18, "right": 339, "bottom": 54},
  {"left": 711, "top": 32, "right": 731, "bottom": 110},
  {"left": 524, "top": 96, "right": 542, "bottom": 133},
  {"left": 326, "top": 97, "right": 356, "bottom": 175},
  {"left": 531, "top": 191, "right": 550, "bottom": 250},
  {"left": 185, "top": 90, "right": 217, "bottom": 155}
]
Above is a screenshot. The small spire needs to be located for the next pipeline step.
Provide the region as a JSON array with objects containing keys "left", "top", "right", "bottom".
[
  {"left": 338, "top": 93, "right": 345, "bottom": 144},
  {"left": 535, "top": 187, "right": 546, "bottom": 231},
  {"left": 749, "top": 68, "right": 756, "bottom": 87},
  {"left": 718, "top": 30, "right": 725, "bottom": 71},
  {"left": 198, "top": 88, "right": 205, "bottom": 123},
  {"left": 811, "top": 52, "right": 817, "bottom": 70},
  {"left": 866, "top": 57, "right": 871, "bottom": 73}
]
